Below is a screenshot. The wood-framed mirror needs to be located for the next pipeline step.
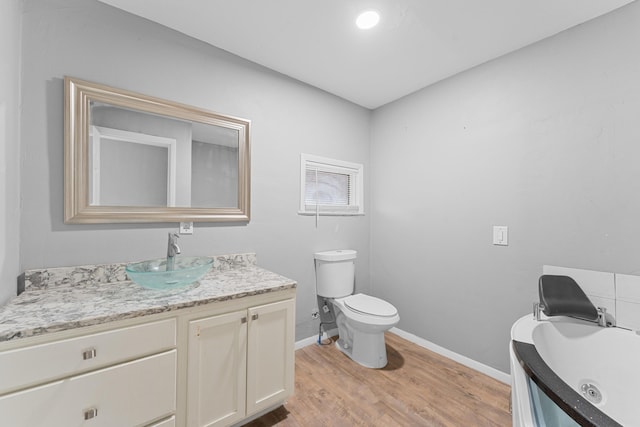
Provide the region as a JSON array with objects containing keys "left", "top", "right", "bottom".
[{"left": 64, "top": 77, "right": 250, "bottom": 223}]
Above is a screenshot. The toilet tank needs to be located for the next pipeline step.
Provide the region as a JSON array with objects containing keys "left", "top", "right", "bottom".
[{"left": 314, "top": 250, "right": 356, "bottom": 298}]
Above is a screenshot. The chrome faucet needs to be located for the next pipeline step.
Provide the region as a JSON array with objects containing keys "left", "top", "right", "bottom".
[
  {"left": 596, "top": 307, "right": 608, "bottom": 327},
  {"left": 166, "top": 232, "right": 181, "bottom": 271},
  {"left": 533, "top": 302, "right": 544, "bottom": 321},
  {"left": 534, "top": 301, "right": 610, "bottom": 327}
]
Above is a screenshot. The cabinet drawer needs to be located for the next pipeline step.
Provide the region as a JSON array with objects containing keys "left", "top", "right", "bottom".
[
  {"left": 0, "top": 318, "right": 176, "bottom": 393},
  {"left": 148, "top": 416, "right": 176, "bottom": 427},
  {"left": 0, "top": 349, "right": 176, "bottom": 427}
]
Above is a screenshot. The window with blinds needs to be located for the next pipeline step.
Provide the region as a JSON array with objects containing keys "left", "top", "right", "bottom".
[{"left": 299, "top": 154, "right": 364, "bottom": 215}]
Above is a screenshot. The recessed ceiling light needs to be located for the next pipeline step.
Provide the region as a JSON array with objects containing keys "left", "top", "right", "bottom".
[{"left": 356, "top": 10, "right": 380, "bottom": 30}]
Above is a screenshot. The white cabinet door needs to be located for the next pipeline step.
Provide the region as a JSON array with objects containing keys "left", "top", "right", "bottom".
[
  {"left": 246, "top": 299, "right": 295, "bottom": 416},
  {"left": 187, "top": 310, "right": 248, "bottom": 427}
]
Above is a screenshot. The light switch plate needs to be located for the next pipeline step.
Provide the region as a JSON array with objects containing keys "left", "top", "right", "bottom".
[{"left": 493, "top": 226, "right": 508, "bottom": 246}]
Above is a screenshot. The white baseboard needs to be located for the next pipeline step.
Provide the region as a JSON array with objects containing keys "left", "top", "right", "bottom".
[
  {"left": 295, "top": 327, "right": 510, "bottom": 385},
  {"left": 295, "top": 328, "right": 338, "bottom": 350},
  {"left": 390, "top": 327, "right": 511, "bottom": 384},
  {"left": 295, "top": 335, "right": 319, "bottom": 350}
]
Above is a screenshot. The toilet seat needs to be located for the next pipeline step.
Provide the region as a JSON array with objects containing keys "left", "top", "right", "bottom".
[{"left": 343, "top": 293, "right": 397, "bottom": 317}]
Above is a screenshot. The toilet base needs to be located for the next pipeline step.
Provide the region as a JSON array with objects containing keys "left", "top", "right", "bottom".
[
  {"left": 335, "top": 329, "right": 389, "bottom": 369},
  {"left": 329, "top": 297, "right": 398, "bottom": 369}
]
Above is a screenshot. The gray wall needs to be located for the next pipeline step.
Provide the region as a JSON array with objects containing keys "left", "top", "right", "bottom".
[
  {"left": 191, "top": 142, "right": 238, "bottom": 208},
  {"left": 370, "top": 2, "right": 640, "bottom": 373},
  {"left": 15, "top": 0, "right": 640, "bottom": 374},
  {"left": 18, "top": 0, "right": 371, "bottom": 340},
  {"left": 0, "top": 0, "right": 22, "bottom": 306}
]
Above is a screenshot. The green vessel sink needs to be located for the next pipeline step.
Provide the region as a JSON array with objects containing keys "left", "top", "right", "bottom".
[{"left": 126, "top": 256, "right": 213, "bottom": 290}]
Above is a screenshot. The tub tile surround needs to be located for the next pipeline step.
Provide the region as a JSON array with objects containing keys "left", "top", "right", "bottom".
[
  {"left": 0, "top": 253, "right": 294, "bottom": 342},
  {"left": 614, "top": 274, "right": 640, "bottom": 331},
  {"left": 543, "top": 265, "right": 640, "bottom": 330}
]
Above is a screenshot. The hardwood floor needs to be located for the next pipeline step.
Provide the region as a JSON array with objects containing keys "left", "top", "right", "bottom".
[{"left": 244, "top": 332, "right": 512, "bottom": 426}]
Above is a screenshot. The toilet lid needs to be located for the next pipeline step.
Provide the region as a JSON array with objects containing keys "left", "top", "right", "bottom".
[{"left": 344, "top": 294, "right": 397, "bottom": 317}]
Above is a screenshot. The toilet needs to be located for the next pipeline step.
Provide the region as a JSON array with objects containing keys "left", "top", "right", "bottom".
[{"left": 314, "top": 250, "right": 399, "bottom": 368}]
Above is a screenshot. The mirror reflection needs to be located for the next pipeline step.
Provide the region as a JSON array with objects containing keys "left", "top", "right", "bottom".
[
  {"left": 89, "top": 103, "right": 239, "bottom": 208},
  {"left": 64, "top": 77, "right": 250, "bottom": 223}
]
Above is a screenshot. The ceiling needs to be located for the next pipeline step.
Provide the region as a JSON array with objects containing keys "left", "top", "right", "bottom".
[{"left": 99, "top": 0, "right": 634, "bottom": 109}]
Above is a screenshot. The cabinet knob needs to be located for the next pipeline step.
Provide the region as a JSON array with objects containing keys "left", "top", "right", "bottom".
[
  {"left": 251, "top": 313, "right": 259, "bottom": 321},
  {"left": 83, "top": 407, "right": 98, "bottom": 420},
  {"left": 241, "top": 317, "right": 247, "bottom": 324},
  {"left": 82, "top": 348, "right": 97, "bottom": 360}
]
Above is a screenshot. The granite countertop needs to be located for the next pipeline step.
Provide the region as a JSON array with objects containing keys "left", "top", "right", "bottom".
[{"left": 0, "top": 254, "right": 296, "bottom": 343}]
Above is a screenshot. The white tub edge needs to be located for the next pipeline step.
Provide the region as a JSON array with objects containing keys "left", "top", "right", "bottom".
[{"left": 510, "top": 340, "right": 535, "bottom": 427}]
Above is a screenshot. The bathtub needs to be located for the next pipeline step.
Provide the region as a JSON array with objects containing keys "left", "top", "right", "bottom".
[{"left": 510, "top": 314, "right": 634, "bottom": 426}]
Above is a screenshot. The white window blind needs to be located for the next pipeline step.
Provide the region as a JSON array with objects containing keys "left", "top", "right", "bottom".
[{"left": 300, "top": 154, "right": 363, "bottom": 215}]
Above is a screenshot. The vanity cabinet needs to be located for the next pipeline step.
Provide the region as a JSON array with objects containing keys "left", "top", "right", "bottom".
[
  {"left": 0, "top": 266, "right": 296, "bottom": 427},
  {"left": 0, "top": 319, "right": 177, "bottom": 426},
  {"left": 186, "top": 298, "right": 295, "bottom": 427}
]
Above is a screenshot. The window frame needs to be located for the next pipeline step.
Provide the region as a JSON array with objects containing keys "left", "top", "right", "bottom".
[{"left": 299, "top": 153, "right": 364, "bottom": 216}]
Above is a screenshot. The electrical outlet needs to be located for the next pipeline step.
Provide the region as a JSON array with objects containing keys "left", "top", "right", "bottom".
[
  {"left": 311, "top": 308, "right": 320, "bottom": 319},
  {"left": 179, "top": 222, "right": 194, "bottom": 235}
]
